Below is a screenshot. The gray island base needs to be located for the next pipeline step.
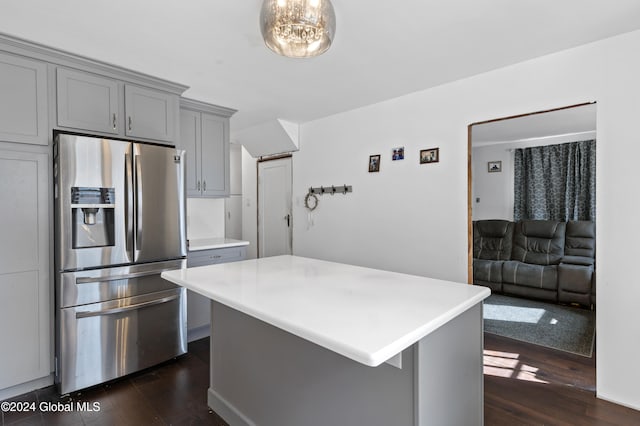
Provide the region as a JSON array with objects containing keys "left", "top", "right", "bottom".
[{"left": 161, "top": 255, "right": 488, "bottom": 426}]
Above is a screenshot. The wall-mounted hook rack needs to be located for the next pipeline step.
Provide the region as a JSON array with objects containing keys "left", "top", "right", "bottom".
[{"left": 308, "top": 185, "right": 352, "bottom": 196}]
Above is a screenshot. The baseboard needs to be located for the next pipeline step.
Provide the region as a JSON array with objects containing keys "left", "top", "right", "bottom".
[
  {"left": 596, "top": 392, "right": 640, "bottom": 412},
  {"left": 187, "top": 324, "right": 210, "bottom": 343},
  {"left": 0, "top": 374, "right": 54, "bottom": 401},
  {"left": 208, "top": 387, "right": 256, "bottom": 426}
]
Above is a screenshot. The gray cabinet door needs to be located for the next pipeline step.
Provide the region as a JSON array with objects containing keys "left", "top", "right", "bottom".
[
  {"left": 0, "top": 52, "right": 48, "bottom": 145},
  {"left": 56, "top": 68, "right": 119, "bottom": 134},
  {"left": 179, "top": 109, "right": 202, "bottom": 197},
  {"left": 201, "top": 112, "right": 230, "bottom": 197},
  {"left": 125, "top": 85, "right": 177, "bottom": 143},
  {"left": 0, "top": 149, "right": 50, "bottom": 389}
]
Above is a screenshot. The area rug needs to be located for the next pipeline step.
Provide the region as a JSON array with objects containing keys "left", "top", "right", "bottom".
[{"left": 483, "top": 294, "right": 595, "bottom": 357}]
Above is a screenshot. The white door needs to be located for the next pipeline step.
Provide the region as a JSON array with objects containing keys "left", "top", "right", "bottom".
[{"left": 258, "top": 157, "right": 292, "bottom": 257}]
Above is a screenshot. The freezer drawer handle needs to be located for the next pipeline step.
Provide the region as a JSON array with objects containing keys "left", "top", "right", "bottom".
[
  {"left": 75, "top": 268, "right": 178, "bottom": 284},
  {"left": 75, "top": 294, "right": 179, "bottom": 318}
]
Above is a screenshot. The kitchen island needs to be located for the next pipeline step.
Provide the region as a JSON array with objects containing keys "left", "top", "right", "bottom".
[{"left": 161, "top": 255, "right": 490, "bottom": 426}]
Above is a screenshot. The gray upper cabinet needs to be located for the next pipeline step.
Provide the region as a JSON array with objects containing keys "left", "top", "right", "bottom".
[
  {"left": 0, "top": 52, "right": 48, "bottom": 145},
  {"left": 56, "top": 68, "right": 119, "bottom": 134},
  {"left": 179, "top": 99, "right": 236, "bottom": 198},
  {"left": 201, "top": 113, "right": 228, "bottom": 196},
  {"left": 125, "top": 85, "right": 177, "bottom": 143},
  {"left": 180, "top": 109, "right": 202, "bottom": 197},
  {"left": 55, "top": 67, "right": 179, "bottom": 144}
]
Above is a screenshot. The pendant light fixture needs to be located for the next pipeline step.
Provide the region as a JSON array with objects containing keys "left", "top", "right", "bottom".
[{"left": 260, "top": 0, "right": 336, "bottom": 58}]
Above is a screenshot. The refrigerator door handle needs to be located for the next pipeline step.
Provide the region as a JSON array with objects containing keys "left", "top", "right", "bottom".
[
  {"left": 134, "top": 154, "right": 143, "bottom": 254},
  {"left": 124, "top": 151, "right": 134, "bottom": 257},
  {"left": 75, "top": 294, "right": 179, "bottom": 318}
]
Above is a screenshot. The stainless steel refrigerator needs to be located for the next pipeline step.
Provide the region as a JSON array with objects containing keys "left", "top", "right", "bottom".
[{"left": 54, "top": 133, "right": 187, "bottom": 394}]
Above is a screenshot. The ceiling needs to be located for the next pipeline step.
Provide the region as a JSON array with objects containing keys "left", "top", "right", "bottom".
[
  {"left": 1, "top": 1, "right": 640, "bottom": 132},
  {"left": 472, "top": 103, "right": 597, "bottom": 146}
]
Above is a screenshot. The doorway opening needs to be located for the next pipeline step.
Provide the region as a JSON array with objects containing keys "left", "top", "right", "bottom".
[{"left": 467, "top": 102, "right": 597, "bottom": 390}]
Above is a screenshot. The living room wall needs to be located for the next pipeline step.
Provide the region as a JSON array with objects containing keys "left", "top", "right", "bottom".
[
  {"left": 472, "top": 143, "right": 514, "bottom": 221},
  {"left": 471, "top": 131, "right": 597, "bottom": 221},
  {"left": 291, "top": 29, "right": 640, "bottom": 409}
]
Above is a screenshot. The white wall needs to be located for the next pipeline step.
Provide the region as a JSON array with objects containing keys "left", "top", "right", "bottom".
[
  {"left": 287, "top": 30, "right": 640, "bottom": 409},
  {"left": 471, "top": 131, "right": 596, "bottom": 220},
  {"left": 472, "top": 145, "right": 514, "bottom": 220},
  {"left": 241, "top": 146, "right": 258, "bottom": 259},
  {"left": 186, "top": 198, "right": 225, "bottom": 240}
]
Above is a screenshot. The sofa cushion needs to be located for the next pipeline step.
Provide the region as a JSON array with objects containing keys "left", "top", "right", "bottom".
[
  {"left": 511, "top": 220, "right": 566, "bottom": 265},
  {"left": 503, "top": 261, "right": 558, "bottom": 290},
  {"left": 473, "top": 259, "right": 503, "bottom": 284},
  {"left": 473, "top": 220, "right": 514, "bottom": 260},
  {"left": 565, "top": 220, "right": 595, "bottom": 259}
]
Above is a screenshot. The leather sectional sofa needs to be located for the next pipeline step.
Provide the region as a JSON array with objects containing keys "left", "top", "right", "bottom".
[{"left": 473, "top": 219, "right": 595, "bottom": 308}]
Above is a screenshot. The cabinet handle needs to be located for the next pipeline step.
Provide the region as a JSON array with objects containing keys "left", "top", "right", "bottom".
[
  {"left": 203, "top": 181, "right": 206, "bottom": 192},
  {"left": 112, "top": 113, "right": 117, "bottom": 130},
  {"left": 128, "top": 116, "right": 132, "bottom": 131},
  {"left": 197, "top": 181, "right": 201, "bottom": 191}
]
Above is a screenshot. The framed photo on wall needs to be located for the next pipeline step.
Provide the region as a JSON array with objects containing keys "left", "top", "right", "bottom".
[
  {"left": 488, "top": 161, "right": 502, "bottom": 173},
  {"left": 392, "top": 147, "right": 405, "bottom": 161},
  {"left": 420, "top": 148, "right": 439, "bottom": 164},
  {"left": 369, "top": 154, "right": 381, "bottom": 172}
]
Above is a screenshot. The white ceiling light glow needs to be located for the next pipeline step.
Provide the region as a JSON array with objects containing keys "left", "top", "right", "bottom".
[{"left": 260, "top": 0, "right": 336, "bottom": 58}]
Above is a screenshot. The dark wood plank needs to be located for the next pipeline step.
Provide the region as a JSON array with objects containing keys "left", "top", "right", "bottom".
[{"left": 484, "top": 332, "right": 640, "bottom": 425}]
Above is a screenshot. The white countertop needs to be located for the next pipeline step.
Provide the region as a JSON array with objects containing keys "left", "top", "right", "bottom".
[
  {"left": 188, "top": 237, "right": 249, "bottom": 251},
  {"left": 161, "top": 255, "right": 489, "bottom": 367}
]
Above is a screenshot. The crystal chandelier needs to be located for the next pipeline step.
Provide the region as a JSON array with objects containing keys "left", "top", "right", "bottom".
[{"left": 260, "top": 0, "right": 336, "bottom": 58}]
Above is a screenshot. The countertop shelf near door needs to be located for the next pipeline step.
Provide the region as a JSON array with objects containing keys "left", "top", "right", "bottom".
[{"left": 188, "top": 237, "right": 249, "bottom": 251}]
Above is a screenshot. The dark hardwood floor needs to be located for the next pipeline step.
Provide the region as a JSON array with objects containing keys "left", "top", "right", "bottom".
[
  {"left": 484, "top": 333, "right": 640, "bottom": 425},
  {"left": 3, "top": 335, "right": 640, "bottom": 425},
  {"left": 0, "top": 339, "right": 227, "bottom": 426}
]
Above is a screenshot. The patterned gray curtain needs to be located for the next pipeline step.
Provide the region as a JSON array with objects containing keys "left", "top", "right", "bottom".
[{"left": 514, "top": 140, "right": 596, "bottom": 221}]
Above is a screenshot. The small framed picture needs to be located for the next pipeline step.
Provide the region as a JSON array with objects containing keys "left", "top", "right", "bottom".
[
  {"left": 420, "top": 148, "right": 439, "bottom": 164},
  {"left": 392, "top": 147, "right": 405, "bottom": 161},
  {"left": 368, "top": 154, "right": 381, "bottom": 172},
  {"left": 488, "top": 161, "right": 502, "bottom": 173}
]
